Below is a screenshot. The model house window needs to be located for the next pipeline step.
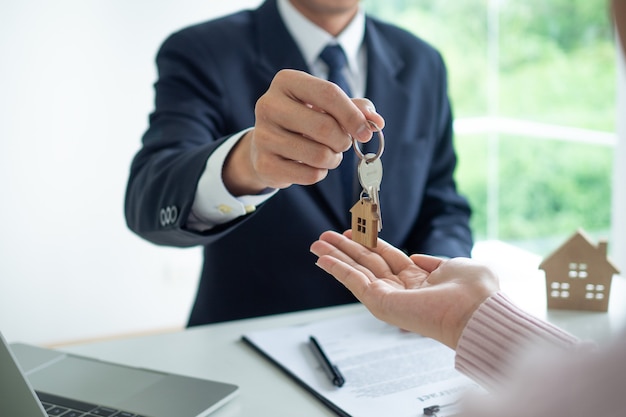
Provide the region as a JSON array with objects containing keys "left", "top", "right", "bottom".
[
  {"left": 585, "top": 283, "right": 606, "bottom": 300},
  {"left": 357, "top": 218, "right": 367, "bottom": 234},
  {"left": 365, "top": 0, "right": 616, "bottom": 256},
  {"left": 550, "top": 281, "right": 570, "bottom": 298},
  {"left": 568, "top": 263, "right": 588, "bottom": 279}
]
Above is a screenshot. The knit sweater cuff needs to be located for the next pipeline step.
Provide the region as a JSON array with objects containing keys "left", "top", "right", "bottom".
[{"left": 455, "top": 292, "right": 580, "bottom": 392}]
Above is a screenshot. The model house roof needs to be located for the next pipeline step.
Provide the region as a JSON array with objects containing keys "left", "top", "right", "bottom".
[{"left": 539, "top": 229, "right": 620, "bottom": 276}]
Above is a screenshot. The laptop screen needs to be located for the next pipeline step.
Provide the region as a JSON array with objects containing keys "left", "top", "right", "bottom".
[{"left": 0, "top": 332, "right": 47, "bottom": 417}]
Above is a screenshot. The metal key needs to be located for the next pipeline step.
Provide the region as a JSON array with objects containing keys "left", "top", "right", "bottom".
[
  {"left": 350, "top": 122, "right": 385, "bottom": 248},
  {"left": 358, "top": 155, "right": 383, "bottom": 232}
]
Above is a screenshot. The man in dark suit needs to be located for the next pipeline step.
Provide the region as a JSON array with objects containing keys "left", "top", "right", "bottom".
[{"left": 125, "top": 0, "right": 473, "bottom": 326}]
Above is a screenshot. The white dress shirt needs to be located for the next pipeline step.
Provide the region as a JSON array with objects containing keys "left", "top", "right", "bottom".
[{"left": 188, "top": 0, "right": 366, "bottom": 231}]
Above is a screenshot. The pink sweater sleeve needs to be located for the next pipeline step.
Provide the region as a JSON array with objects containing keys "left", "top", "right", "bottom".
[
  {"left": 455, "top": 292, "right": 581, "bottom": 392},
  {"left": 454, "top": 293, "right": 626, "bottom": 417}
]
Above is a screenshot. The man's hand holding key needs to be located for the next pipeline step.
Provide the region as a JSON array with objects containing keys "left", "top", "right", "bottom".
[{"left": 222, "top": 70, "right": 385, "bottom": 197}]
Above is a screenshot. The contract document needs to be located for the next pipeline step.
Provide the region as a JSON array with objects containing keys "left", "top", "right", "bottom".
[{"left": 242, "top": 311, "right": 479, "bottom": 417}]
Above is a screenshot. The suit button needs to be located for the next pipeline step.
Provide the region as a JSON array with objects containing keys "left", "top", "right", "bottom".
[{"left": 159, "top": 205, "right": 178, "bottom": 226}]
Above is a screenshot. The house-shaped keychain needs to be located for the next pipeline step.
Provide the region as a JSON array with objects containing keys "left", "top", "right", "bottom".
[
  {"left": 350, "top": 197, "right": 380, "bottom": 248},
  {"left": 539, "top": 229, "right": 620, "bottom": 312}
]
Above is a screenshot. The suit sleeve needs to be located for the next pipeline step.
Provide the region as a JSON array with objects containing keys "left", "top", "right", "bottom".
[{"left": 124, "top": 29, "right": 253, "bottom": 247}]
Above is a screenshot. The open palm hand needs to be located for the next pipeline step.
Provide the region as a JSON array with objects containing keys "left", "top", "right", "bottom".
[{"left": 310, "top": 230, "right": 499, "bottom": 349}]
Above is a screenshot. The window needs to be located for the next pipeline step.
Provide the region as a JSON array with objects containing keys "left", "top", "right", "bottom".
[
  {"left": 568, "top": 262, "right": 588, "bottom": 278},
  {"left": 550, "top": 281, "right": 570, "bottom": 298},
  {"left": 585, "top": 283, "right": 606, "bottom": 299},
  {"left": 364, "top": 0, "right": 616, "bottom": 255},
  {"left": 357, "top": 217, "right": 368, "bottom": 234}
]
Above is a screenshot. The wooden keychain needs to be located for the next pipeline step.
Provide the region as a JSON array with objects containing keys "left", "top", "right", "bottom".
[{"left": 350, "top": 121, "right": 385, "bottom": 248}]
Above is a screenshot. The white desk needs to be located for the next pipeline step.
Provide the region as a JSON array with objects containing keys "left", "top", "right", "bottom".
[
  {"left": 62, "top": 242, "right": 626, "bottom": 417},
  {"left": 63, "top": 304, "right": 365, "bottom": 417}
]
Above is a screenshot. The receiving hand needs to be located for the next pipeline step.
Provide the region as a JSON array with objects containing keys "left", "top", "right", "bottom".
[
  {"left": 223, "top": 69, "right": 385, "bottom": 195},
  {"left": 310, "top": 230, "right": 500, "bottom": 349}
]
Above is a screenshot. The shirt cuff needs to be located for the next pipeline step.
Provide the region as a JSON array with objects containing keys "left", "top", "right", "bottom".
[{"left": 188, "top": 128, "right": 278, "bottom": 231}]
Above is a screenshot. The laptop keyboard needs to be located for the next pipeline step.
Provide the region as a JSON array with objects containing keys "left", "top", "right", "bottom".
[{"left": 37, "top": 391, "right": 149, "bottom": 417}]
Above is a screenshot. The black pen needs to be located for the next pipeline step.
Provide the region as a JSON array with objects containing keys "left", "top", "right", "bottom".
[{"left": 309, "top": 335, "right": 345, "bottom": 387}]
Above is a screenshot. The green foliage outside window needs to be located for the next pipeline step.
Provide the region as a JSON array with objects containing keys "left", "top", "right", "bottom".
[{"left": 364, "top": 0, "right": 616, "bottom": 254}]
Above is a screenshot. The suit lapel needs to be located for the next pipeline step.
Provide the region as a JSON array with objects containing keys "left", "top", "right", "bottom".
[
  {"left": 255, "top": 0, "right": 309, "bottom": 78},
  {"left": 363, "top": 19, "right": 409, "bottom": 146}
]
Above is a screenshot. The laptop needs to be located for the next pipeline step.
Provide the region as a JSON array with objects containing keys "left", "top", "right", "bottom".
[{"left": 0, "top": 331, "right": 239, "bottom": 417}]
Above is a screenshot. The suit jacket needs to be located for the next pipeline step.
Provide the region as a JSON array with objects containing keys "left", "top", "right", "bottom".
[{"left": 125, "top": 0, "right": 473, "bottom": 326}]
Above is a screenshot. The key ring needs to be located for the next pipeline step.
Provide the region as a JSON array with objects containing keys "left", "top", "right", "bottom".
[{"left": 352, "top": 120, "right": 384, "bottom": 164}]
